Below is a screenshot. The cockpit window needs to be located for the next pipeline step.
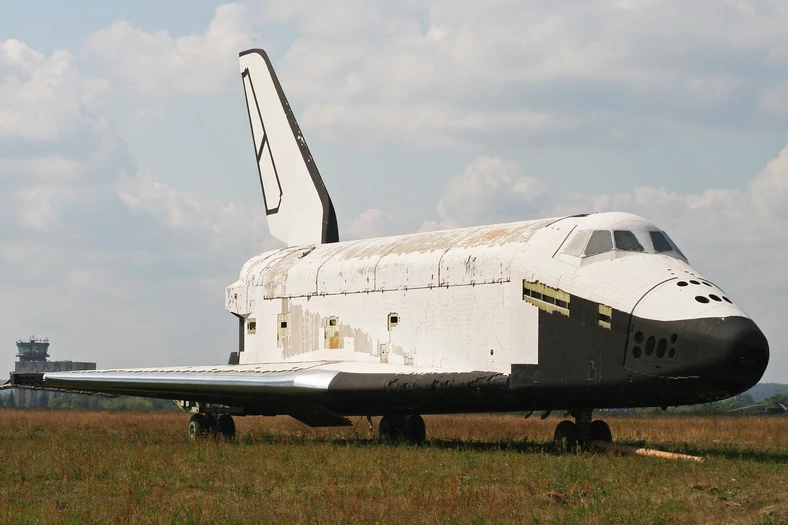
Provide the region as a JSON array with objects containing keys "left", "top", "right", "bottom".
[
  {"left": 663, "top": 232, "right": 686, "bottom": 259},
  {"left": 562, "top": 230, "right": 591, "bottom": 257},
  {"left": 585, "top": 230, "right": 613, "bottom": 256},
  {"left": 649, "top": 231, "right": 673, "bottom": 252},
  {"left": 614, "top": 230, "right": 644, "bottom": 252}
]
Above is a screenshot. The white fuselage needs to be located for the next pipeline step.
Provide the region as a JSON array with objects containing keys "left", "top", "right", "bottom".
[{"left": 226, "top": 212, "right": 749, "bottom": 374}]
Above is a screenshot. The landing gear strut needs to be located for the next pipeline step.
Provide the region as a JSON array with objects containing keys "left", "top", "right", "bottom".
[
  {"left": 378, "top": 414, "right": 426, "bottom": 445},
  {"left": 187, "top": 413, "right": 236, "bottom": 440},
  {"left": 552, "top": 409, "right": 612, "bottom": 452}
]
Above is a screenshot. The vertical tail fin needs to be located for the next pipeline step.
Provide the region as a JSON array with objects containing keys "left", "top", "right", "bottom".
[{"left": 239, "top": 49, "right": 338, "bottom": 246}]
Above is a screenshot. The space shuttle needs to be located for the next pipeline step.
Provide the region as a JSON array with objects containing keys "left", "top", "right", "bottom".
[{"left": 6, "top": 49, "right": 769, "bottom": 449}]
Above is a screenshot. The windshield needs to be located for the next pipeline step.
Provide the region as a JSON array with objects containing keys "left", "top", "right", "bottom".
[
  {"left": 614, "top": 230, "right": 644, "bottom": 252},
  {"left": 649, "top": 231, "right": 672, "bottom": 252},
  {"left": 562, "top": 230, "right": 591, "bottom": 257},
  {"left": 662, "top": 232, "right": 686, "bottom": 259},
  {"left": 584, "top": 230, "right": 613, "bottom": 256},
  {"left": 560, "top": 226, "right": 687, "bottom": 261}
]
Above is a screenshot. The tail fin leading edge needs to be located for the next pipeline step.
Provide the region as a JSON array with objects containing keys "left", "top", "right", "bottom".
[{"left": 239, "top": 49, "right": 338, "bottom": 246}]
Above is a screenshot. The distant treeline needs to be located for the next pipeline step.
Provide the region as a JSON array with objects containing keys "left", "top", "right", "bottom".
[
  {"left": 48, "top": 394, "right": 178, "bottom": 410},
  {"left": 642, "top": 391, "right": 788, "bottom": 414},
  {"left": 622, "top": 381, "right": 784, "bottom": 415},
  {"left": 745, "top": 382, "right": 788, "bottom": 402},
  {"left": 0, "top": 390, "right": 177, "bottom": 410}
]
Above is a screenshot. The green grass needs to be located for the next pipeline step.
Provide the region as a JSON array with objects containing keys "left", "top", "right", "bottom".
[{"left": 0, "top": 410, "right": 786, "bottom": 524}]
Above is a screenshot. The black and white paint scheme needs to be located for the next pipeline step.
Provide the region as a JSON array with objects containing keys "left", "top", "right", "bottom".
[{"left": 7, "top": 49, "right": 770, "bottom": 447}]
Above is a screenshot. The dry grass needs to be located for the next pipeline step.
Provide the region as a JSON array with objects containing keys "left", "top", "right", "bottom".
[{"left": 0, "top": 409, "right": 786, "bottom": 524}]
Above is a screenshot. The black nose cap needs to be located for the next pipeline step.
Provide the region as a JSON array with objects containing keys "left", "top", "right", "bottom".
[
  {"left": 731, "top": 346, "right": 769, "bottom": 383},
  {"left": 686, "top": 316, "right": 769, "bottom": 387}
]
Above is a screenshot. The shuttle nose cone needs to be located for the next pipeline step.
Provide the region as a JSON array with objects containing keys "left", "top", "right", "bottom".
[{"left": 684, "top": 316, "right": 769, "bottom": 389}]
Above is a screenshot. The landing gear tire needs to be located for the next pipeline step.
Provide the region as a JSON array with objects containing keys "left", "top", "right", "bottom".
[
  {"left": 187, "top": 413, "right": 211, "bottom": 440},
  {"left": 589, "top": 419, "right": 612, "bottom": 443},
  {"left": 553, "top": 420, "right": 579, "bottom": 453},
  {"left": 404, "top": 414, "right": 426, "bottom": 445},
  {"left": 379, "top": 414, "right": 426, "bottom": 445},
  {"left": 379, "top": 415, "right": 404, "bottom": 442},
  {"left": 216, "top": 414, "right": 236, "bottom": 440}
]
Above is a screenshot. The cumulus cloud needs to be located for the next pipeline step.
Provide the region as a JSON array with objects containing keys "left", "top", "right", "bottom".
[
  {"left": 256, "top": 0, "right": 788, "bottom": 148},
  {"left": 0, "top": 39, "right": 108, "bottom": 142},
  {"left": 83, "top": 3, "right": 253, "bottom": 95},
  {"left": 419, "top": 156, "right": 546, "bottom": 231},
  {"left": 345, "top": 208, "right": 402, "bottom": 239},
  {"left": 116, "top": 170, "right": 269, "bottom": 246},
  {"left": 0, "top": 38, "right": 128, "bottom": 233},
  {"left": 344, "top": 155, "right": 545, "bottom": 237}
]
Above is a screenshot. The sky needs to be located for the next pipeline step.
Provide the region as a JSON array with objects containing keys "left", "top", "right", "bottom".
[{"left": 1, "top": 0, "right": 787, "bottom": 382}]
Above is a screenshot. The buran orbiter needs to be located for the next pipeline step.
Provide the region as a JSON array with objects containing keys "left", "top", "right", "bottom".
[{"left": 7, "top": 49, "right": 769, "bottom": 449}]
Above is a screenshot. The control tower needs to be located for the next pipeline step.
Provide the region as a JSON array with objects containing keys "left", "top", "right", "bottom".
[
  {"left": 16, "top": 338, "right": 50, "bottom": 365},
  {"left": 12, "top": 337, "right": 96, "bottom": 407}
]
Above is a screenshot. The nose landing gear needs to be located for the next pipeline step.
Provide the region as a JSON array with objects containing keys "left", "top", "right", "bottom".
[{"left": 552, "top": 409, "right": 612, "bottom": 452}]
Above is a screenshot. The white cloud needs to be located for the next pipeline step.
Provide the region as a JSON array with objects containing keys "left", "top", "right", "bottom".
[
  {"left": 256, "top": 0, "right": 788, "bottom": 148},
  {"left": 116, "top": 170, "right": 269, "bottom": 246},
  {"left": 345, "top": 208, "right": 402, "bottom": 239},
  {"left": 83, "top": 3, "right": 253, "bottom": 95},
  {"left": 0, "top": 39, "right": 108, "bottom": 141},
  {"left": 14, "top": 185, "right": 60, "bottom": 230},
  {"left": 420, "top": 156, "right": 546, "bottom": 231}
]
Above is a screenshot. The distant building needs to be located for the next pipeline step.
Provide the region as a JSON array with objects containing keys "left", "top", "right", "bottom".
[{"left": 13, "top": 337, "right": 96, "bottom": 408}]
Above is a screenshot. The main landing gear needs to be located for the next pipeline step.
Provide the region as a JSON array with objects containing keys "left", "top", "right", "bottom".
[
  {"left": 378, "top": 414, "right": 426, "bottom": 445},
  {"left": 552, "top": 409, "right": 612, "bottom": 452},
  {"left": 187, "top": 413, "right": 236, "bottom": 440}
]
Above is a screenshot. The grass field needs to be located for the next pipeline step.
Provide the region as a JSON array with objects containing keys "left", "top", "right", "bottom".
[{"left": 1, "top": 410, "right": 786, "bottom": 524}]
